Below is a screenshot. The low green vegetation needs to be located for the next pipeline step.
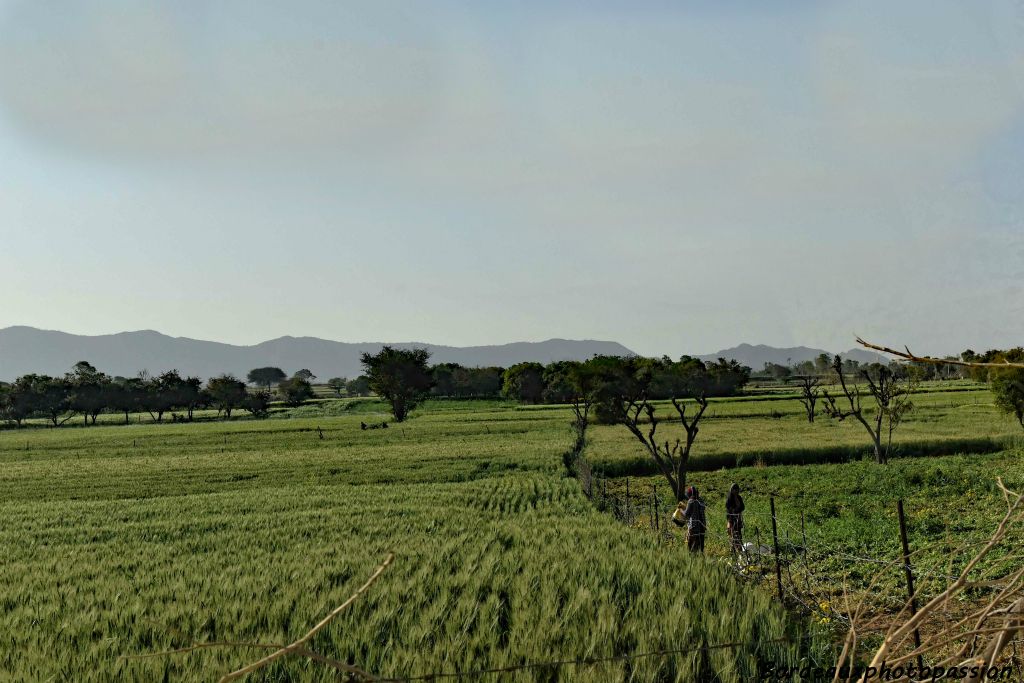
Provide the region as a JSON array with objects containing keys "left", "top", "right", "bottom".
[
  {"left": 605, "top": 449, "right": 1023, "bottom": 611},
  {"left": 585, "top": 383, "right": 1020, "bottom": 476},
  {"left": 0, "top": 401, "right": 824, "bottom": 682},
  {"left": 2, "top": 376, "right": 1020, "bottom": 680},
  {"left": 594, "top": 383, "right": 1024, "bottom": 641}
]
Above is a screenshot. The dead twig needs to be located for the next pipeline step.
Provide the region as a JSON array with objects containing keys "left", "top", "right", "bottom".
[
  {"left": 219, "top": 553, "right": 394, "bottom": 682},
  {"left": 127, "top": 554, "right": 394, "bottom": 682},
  {"left": 834, "top": 481, "right": 1023, "bottom": 680}
]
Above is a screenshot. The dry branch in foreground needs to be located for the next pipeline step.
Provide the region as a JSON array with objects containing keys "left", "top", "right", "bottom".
[
  {"left": 129, "top": 553, "right": 394, "bottom": 682},
  {"left": 833, "top": 481, "right": 1023, "bottom": 682},
  {"left": 856, "top": 338, "right": 1024, "bottom": 369}
]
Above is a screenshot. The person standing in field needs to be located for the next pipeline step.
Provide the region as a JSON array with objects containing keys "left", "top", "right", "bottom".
[
  {"left": 725, "top": 483, "right": 745, "bottom": 554},
  {"left": 672, "top": 485, "right": 706, "bottom": 553}
]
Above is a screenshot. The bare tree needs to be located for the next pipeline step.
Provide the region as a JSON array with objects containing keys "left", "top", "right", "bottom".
[
  {"left": 794, "top": 373, "right": 822, "bottom": 423},
  {"left": 569, "top": 393, "right": 591, "bottom": 458},
  {"left": 822, "top": 355, "right": 915, "bottom": 464},
  {"left": 616, "top": 394, "right": 709, "bottom": 501}
]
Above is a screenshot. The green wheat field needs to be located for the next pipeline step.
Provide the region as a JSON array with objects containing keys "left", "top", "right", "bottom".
[{"left": 1, "top": 384, "right": 1021, "bottom": 681}]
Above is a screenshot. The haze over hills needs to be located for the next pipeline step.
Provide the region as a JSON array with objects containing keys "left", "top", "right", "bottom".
[
  {"left": 697, "top": 343, "right": 888, "bottom": 369},
  {"left": 0, "top": 328, "right": 901, "bottom": 382},
  {"left": 0, "top": 327, "right": 636, "bottom": 382}
]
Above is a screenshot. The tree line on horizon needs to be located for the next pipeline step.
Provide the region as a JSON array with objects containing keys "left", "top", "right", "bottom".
[
  {"left": 0, "top": 350, "right": 752, "bottom": 428},
  {"left": 0, "top": 363, "right": 323, "bottom": 426},
  {"left": 5, "top": 343, "right": 1019, "bottom": 434},
  {"left": 753, "top": 352, "right": 973, "bottom": 383}
]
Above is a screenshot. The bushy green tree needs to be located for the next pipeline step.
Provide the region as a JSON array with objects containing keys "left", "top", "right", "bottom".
[
  {"left": 107, "top": 377, "right": 147, "bottom": 424},
  {"left": 540, "top": 361, "right": 580, "bottom": 404},
  {"left": 0, "top": 382, "right": 14, "bottom": 425},
  {"left": 703, "top": 357, "right": 752, "bottom": 395},
  {"left": 179, "top": 376, "right": 206, "bottom": 421},
  {"left": 469, "top": 367, "right": 504, "bottom": 397},
  {"left": 992, "top": 369, "right": 1024, "bottom": 430},
  {"left": 8, "top": 374, "right": 70, "bottom": 426},
  {"left": 279, "top": 376, "right": 315, "bottom": 407},
  {"left": 326, "top": 377, "right": 348, "bottom": 397},
  {"left": 360, "top": 347, "right": 434, "bottom": 422},
  {"left": 206, "top": 375, "right": 247, "bottom": 419},
  {"left": 346, "top": 376, "right": 372, "bottom": 397},
  {"left": 66, "top": 361, "right": 111, "bottom": 425},
  {"left": 762, "top": 363, "right": 791, "bottom": 381},
  {"left": 502, "top": 362, "right": 545, "bottom": 404},
  {"left": 247, "top": 367, "right": 286, "bottom": 388},
  {"left": 430, "top": 363, "right": 461, "bottom": 398},
  {"left": 144, "top": 370, "right": 191, "bottom": 422},
  {"left": 293, "top": 368, "right": 316, "bottom": 383},
  {"left": 242, "top": 389, "right": 273, "bottom": 418}
]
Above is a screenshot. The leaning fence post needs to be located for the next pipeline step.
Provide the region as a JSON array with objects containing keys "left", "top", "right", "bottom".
[
  {"left": 897, "top": 499, "right": 924, "bottom": 670},
  {"left": 770, "top": 496, "right": 784, "bottom": 600}
]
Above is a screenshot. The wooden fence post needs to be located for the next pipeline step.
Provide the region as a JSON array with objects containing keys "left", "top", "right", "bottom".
[
  {"left": 625, "top": 477, "right": 630, "bottom": 524},
  {"left": 800, "top": 508, "right": 807, "bottom": 564},
  {"left": 897, "top": 499, "right": 924, "bottom": 670},
  {"left": 653, "top": 485, "right": 660, "bottom": 533},
  {"left": 770, "top": 496, "right": 784, "bottom": 601}
]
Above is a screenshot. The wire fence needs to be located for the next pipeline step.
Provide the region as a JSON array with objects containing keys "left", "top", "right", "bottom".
[
  {"left": 572, "top": 455, "right": 1018, "bottom": 633},
  {"left": 378, "top": 635, "right": 817, "bottom": 682}
]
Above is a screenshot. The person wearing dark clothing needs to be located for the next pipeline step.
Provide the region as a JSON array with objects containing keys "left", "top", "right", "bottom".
[
  {"left": 725, "top": 483, "right": 745, "bottom": 554},
  {"left": 672, "top": 485, "right": 706, "bottom": 552}
]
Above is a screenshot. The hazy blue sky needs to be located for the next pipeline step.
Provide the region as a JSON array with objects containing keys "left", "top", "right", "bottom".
[{"left": 1, "top": 1, "right": 1022, "bottom": 357}]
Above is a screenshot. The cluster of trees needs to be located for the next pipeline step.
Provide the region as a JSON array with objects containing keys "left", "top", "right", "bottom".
[
  {"left": 757, "top": 347, "right": 1024, "bottom": 434},
  {"left": 430, "top": 364, "right": 504, "bottom": 399},
  {"left": 321, "top": 376, "right": 371, "bottom": 398},
  {"left": 500, "top": 356, "right": 750, "bottom": 406},
  {"left": 757, "top": 353, "right": 978, "bottom": 385},
  {"left": 350, "top": 347, "right": 753, "bottom": 497},
  {"left": 0, "top": 351, "right": 753, "bottom": 429},
  {"left": 325, "top": 365, "right": 503, "bottom": 401},
  {"left": 758, "top": 354, "right": 863, "bottom": 381},
  {"left": 0, "top": 363, "right": 267, "bottom": 426},
  {"left": 244, "top": 367, "right": 316, "bottom": 407},
  {"left": 0, "top": 362, "right": 323, "bottom": 427},
  {"left": 345, "top": 348, "right": 752, "bottom": 426}
]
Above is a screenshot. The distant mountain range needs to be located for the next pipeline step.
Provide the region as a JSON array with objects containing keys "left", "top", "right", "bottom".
[
  {"left": 697, "top": 343, "right": 888, "bottom": 369},
  {"left": 0, "top": 327, "right": 895, "bottom": 382},
  {"left": 0, "top": 327, "right": 636, "bottom": 381}
]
